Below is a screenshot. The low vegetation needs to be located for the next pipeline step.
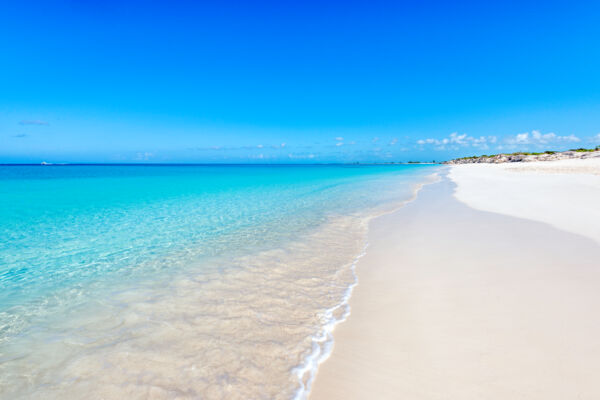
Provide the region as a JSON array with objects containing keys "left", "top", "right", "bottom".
[{"left": 454, "top": 147, "right": 598, "bottom": 161}]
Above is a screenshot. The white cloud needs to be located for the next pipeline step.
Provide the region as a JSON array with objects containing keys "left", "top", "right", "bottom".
[
  {"left": 513, "top": 133, "right": 528, "bottom": 143},
  {"left": 418, "top": 130, "right": 582, "bottom": 152},
  {"left": 416, "top": 138, "right": 436, "bottom": 145},
  {"left": 288, "top": 153, "right": 316, "bottom": 159},
  {"left": 506, "top": 130, "right": 581, "bottom": 147},
  {"left": 135, "top": 152, "right": 154, "bottom": 161},
  {"left": 257, "top": 144, "right": 264, "bottom": 148},
  {"left": 335, "top": 137, "right": 343, "bottom": 141},
  {"left": 506, "top": 130, "right": 580, "bottom": 146},
  {"left": 335, "top": 142, "right": 343, "bottom": 146},
  {"left": 389, "top": 138, "right": 398, "bottom": 145},
  {"left": 372, "top": 137, "right": 380, "bottom": 143},
  {"left": 417, "top": 132, "right": 497, "bottom": 150}
]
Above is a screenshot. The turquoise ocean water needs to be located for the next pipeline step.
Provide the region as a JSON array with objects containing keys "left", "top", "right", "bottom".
[{"left": 0, "top": 164, "right": 437, "bottom": 399}]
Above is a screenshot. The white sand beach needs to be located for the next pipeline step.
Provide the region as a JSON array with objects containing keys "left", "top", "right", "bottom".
[
  {"left": 450, "top": 158, "right": 600, "bottom": 244},
  {"left": 310, "top": 159, "right": 600, "bottom": 399}
]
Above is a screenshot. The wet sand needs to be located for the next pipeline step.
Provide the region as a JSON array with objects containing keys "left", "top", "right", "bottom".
[{"left": 310, "top": 170, "right": 600, "bottom": 399}]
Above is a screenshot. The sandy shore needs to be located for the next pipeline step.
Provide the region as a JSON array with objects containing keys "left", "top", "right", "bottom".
[
  {"left": 310, "top": 161, "right": 600, "bottom": 399},
  {"left": 450, "top": 158, "right": 600, "bottom": 244}
]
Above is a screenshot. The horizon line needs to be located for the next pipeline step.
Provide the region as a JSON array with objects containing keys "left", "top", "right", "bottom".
[{"left": 0, "top": 162, "right": 440, "bottom": 167}]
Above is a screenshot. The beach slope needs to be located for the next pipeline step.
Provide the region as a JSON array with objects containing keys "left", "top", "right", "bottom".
[
  {"left": 450, "top": 158, "right": 600, "bottom": 244},
  {"left": 310, "top": 165, "right": 600, "bottom": 399}
]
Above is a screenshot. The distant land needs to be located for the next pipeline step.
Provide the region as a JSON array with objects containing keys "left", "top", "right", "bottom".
[{"left": 444, "top": 146, "right": 600, "bottom": 164}]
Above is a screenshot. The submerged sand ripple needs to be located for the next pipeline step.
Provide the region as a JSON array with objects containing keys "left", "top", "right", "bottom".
[{"left": 1, "top": 215, "right": 367, "bottom": 399}]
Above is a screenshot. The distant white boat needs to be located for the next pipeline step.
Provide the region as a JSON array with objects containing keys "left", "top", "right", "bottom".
[{"left": 40, "top": 161, "right": 52, "bottom": 165}]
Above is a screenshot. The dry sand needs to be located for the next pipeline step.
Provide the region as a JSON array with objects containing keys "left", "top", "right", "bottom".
[
  {"left": 310, "top": 164, "right": 600, "bottom": 399},
  {"left": 450, "top": 158, "right": 600, "bottom": 244}
]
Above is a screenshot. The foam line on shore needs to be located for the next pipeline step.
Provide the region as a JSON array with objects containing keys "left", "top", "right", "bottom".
[
  {"left": 291, "top": 245, "right": 367, "bottom": 400},
  {"left": 292, "top": 171, "right": 443, "bottom": 400}
]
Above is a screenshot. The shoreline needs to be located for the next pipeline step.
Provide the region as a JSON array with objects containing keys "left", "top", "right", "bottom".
[
  {"left": 293, "top": 171, "right": 442, "bottom": 399},
  {"left": 310, "top": 160, "right": 600, "bottom": 399}
]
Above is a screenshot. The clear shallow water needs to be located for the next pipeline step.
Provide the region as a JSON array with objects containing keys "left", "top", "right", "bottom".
[{"left": 0, "top": 164, "right": 438, "bottom": 399}]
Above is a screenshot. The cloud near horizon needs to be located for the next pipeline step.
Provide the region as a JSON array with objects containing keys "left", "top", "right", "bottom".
[
  {"left": 287, "top": 152, "right": 316, "bottom": 160},
  {"left": 505, "top": 130, "right": 579, "bottom": 146},
  {"left": 192, "top": 143, "right": 288, "bottom": 152},
  {"left": 417, "top": 132, "right": 497, "bottom": 150},
  {"left": 134, "top": 152, "right": 154, "bottom": 161},
  {"left": 416, "top": 130, "right": 594, "bottom": 152}
]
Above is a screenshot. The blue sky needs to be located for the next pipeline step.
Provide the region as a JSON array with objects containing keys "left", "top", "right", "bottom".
[{"left": 1, "top": 0, "right": 599, "bottom": 163}]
